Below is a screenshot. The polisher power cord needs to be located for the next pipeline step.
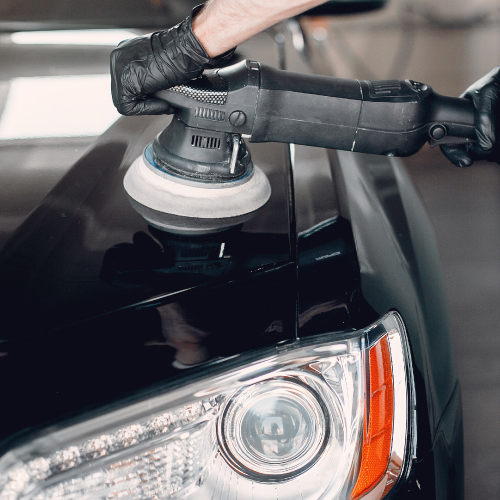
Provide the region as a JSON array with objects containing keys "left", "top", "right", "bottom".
[{"left": 155, "top": 59, "right": 475, "bottom": 159}]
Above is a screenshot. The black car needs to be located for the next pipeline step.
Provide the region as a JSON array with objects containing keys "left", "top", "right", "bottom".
[{"left": 0, "top": 2, "right": 462, "bottom": 499}]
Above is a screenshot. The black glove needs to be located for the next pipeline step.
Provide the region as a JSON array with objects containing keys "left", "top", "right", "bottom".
[
  {"left": 110, "top": 5, "right": 235, "bottom": 116},
  {"left": 441, "top": 66, "right": 500, "bottom": 167}
]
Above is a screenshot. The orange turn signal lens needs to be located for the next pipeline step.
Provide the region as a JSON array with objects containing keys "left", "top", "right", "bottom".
[{"left": 350, "top": 335, "right": 394, "bottom": 500}]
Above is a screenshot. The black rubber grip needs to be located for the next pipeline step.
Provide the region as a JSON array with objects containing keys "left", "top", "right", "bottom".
[{"left": 252, "top": 65, "right": 362, "bottom": 150}]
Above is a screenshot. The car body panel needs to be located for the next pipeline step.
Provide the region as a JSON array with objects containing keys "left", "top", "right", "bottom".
[{"left": 328, "top": 150, "right": 462, "bottom": 498}]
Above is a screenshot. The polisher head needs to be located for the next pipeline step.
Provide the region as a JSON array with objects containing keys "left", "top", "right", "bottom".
[{"left": 124, "top": 118, "right": 271, "bottom": 234}]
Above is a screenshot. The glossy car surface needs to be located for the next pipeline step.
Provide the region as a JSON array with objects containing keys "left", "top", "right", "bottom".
[{"left": 0, "top": 8, "right": 461, "bottom": 500}]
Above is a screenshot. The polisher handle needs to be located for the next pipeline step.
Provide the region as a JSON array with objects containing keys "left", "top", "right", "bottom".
[
  {"left": 155, "top": 60, "right": 476, "bottom": 157},
  {"left": 252, "top": 65, "right": 476, "bottom": 156}
]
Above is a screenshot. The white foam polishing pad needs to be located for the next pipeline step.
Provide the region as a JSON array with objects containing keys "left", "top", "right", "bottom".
[{"left": 123, "top": 153, "right": 271, "bottom": 233}]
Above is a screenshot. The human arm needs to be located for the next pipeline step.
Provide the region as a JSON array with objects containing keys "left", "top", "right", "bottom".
[
  {"left": 441, "top": 67, "right": 500, "bottom": 167},
  {"left": 192, "top": 0, "right": 329, "bottom": 57},
  {"left": 110, "top": 0, "right": 327, "bottom": 116}
]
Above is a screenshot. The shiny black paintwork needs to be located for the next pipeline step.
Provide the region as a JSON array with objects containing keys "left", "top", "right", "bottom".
[{"left": 0, "top": 20, "right": 462, "bottom": 499}]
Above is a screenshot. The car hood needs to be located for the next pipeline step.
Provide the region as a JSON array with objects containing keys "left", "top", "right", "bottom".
[
  {"left": 0, "top": 114, "right": 293, "bottom": 340},
  {"left": 0, "top": 114, "right": 298, "bottom": 447},
  {"left": 0, "top": 27, "right": 298, "bottom": 339}
]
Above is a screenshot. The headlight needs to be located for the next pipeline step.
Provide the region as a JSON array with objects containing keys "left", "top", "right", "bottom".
[
  {"left": 219, "top": 377, "right": 330, "bottom": 480},
  {"left": 0, "top": 311, "right": 415, "bottom": 500}
]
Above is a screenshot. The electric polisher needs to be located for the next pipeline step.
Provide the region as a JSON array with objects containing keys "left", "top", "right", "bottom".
[{"left": 124, "top": 59, "right": 476, "bottom": 234}]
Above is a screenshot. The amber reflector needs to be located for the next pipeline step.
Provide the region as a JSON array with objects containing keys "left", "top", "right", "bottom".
[{"left": 350, "top": 335, "right": 394, "bottom": 500}]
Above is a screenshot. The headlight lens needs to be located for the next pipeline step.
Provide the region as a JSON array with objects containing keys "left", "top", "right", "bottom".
[
  {"left": 0, "top": 311, "right": 415, "bottom": 500},
  {"left": 219, "top": 377, "right": 329, "bottom": 480}
]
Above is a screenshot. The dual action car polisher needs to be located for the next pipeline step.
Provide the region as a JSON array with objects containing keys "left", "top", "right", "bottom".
[{"left": 124, "top": 60, "right": 476, "bottom": 234}]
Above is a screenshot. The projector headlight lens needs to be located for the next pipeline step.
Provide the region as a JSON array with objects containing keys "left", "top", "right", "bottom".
[
  {"left": 0, "top": 311, "right": 415, "bottom": 500},
  {"left": 219, "top": 378, "right": 329, "bottom": 480}
]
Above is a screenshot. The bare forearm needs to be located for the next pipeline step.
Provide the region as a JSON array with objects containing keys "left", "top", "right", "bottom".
[{"left": 192, "top": 0, "right": 326, "bottom": 57}]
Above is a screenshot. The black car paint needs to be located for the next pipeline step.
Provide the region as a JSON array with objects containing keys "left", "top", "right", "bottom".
[{"left": 0, "top": 21, "right": 462, "bottom": 500}]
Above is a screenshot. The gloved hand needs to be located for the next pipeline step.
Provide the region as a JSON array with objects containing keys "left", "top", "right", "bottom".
[
  {"left": 110, "top": 5, "right": 234, "bottom": 116},
  {"left": 441, "top": 66, "right": 500, "bottom": 167}
]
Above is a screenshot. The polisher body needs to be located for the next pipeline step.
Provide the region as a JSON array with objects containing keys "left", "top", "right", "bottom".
[
  {"left": 156, "top": 59, "right": 476, "bottom": 156},
  {"left": 125, "top": 59, "right": 476, "bottom": 233}
]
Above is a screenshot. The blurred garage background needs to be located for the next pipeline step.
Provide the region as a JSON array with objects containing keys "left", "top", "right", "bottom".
[{"left": 0, "top": 0, "right": 499, "bottom": 497}]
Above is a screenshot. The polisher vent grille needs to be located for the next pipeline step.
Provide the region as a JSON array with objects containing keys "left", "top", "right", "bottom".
[
  {"left": 191, "top": 135, "right": 221, "bottom": 149},
  {"left": 170, "top": 72, "right": 229, "bottom": 105},
  {"left": 178, "top": 265, "right": 203, "bottom": 271}
]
